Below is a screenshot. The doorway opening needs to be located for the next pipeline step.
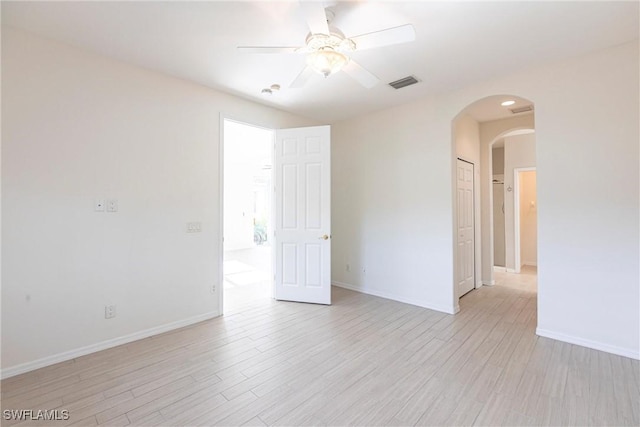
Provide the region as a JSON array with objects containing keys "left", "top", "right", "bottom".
[
  {"left": 222, "top": 118, "right": 275, "bottom": 314},
  {"left": 491, "top": 131, "right": 537, "bottom": 275},
  {"left": 452, "top": 95, "right": 537, "bottom": 314},
  {"left": 491, "top": 143, "right": 506, "bottom": 270},
  {"left": 514, "top": 168, "right": 537, "bottom": 274}
]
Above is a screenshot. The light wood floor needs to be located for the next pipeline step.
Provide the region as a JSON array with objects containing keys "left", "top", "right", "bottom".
[{"left": 2, "top": 269, "right": 639, "bottom": 426}]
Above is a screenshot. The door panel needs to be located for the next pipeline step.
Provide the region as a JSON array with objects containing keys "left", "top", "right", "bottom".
[
  {"left": 457, "top": 159, "right": 475, "bottom": 297},
  {"left": 275, "top": 126, "right": 331, "bottom": 304},
  {"left": 493, "top": 183, "right": 506, "bottom": 266}
]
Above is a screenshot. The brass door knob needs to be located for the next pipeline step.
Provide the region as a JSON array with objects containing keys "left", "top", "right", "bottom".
[{"left": 319, "top": 234, "right": 330, "bottom": 240}]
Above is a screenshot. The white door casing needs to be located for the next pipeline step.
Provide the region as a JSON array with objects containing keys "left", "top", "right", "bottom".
[
  {"left": 457, "top": 159, "right": 475, "bottom": 297},
  {"left": 274, "top": 126, "right": 331, "bottom": 305}
]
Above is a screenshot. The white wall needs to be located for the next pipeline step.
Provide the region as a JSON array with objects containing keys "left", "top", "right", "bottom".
[
  {"left": 332, "top": 40, "right": 639, "bottom": 358},
  {"left": 504, "top": 133, "right": 536, "bottom": 271},
  {"left": 331, "top": 98, "right": 456, "bottom": 313},
  {"left": 519, "top": 171, "right": 537, "bottom": 267},
  {"left": 1, "top": 28, "right": 316, "bottom": 376}
]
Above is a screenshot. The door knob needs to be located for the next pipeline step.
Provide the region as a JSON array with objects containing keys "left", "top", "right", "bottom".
[{"left": 319, "top": 234, "right": 330, "bottom": 240}]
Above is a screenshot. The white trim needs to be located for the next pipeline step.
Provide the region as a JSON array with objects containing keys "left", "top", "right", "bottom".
[
  {"left": 522, "top": 262, "right": 537, "bottom": 267},
  {"left": 218, "top": 114, "right": 225, "bottom": 316},
  {"left": 482, "top": 280, "right": 496, "bottom": 286},
  {"left": 1, "top": 310, "right": 220, "bottom": 379},
  {"left": 493, "top": 266, "right": 506, "bottom": 272},
  {"left": 333, "top": 281, "right": 457, "bottom": 315},
  {"left": 536, "top": 328, "right": 639, "bottom": 360},
  {"left": 506, "top": 268, "right": 517, "bottom": 273}
]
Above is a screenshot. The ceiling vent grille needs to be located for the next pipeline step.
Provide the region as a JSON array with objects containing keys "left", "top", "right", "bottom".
[
  {"left": 510, "top": 105, "right": 534, "bottom": 114},
  {"left": 388, "top": 76, "right": 419, "bottom": 89}
]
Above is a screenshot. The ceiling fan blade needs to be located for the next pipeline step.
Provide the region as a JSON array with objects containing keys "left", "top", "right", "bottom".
[
  {"left": 350, "top": 24, "right": 416, "bottom": 50},
  {"left": 290, "top": 66, "right": 316, "bottom": 88},
  {"left": 237, "top": 46, "right": 301, "bottom": 54},
  {"left": 299, "top": 0, "right": 330, "bottom": 35},
  {"left": 342, "top": 60, "right": 379, "bottom": 89}
]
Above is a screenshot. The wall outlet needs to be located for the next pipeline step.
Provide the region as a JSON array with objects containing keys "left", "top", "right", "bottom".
[
  {"left": 95, "top": 199, "right": 105, "bottom": 212},
  {"left": 211, "top": 284, "right": 216, "bottom": 293},
  {"left": 105, "top": 305, "right": 116, "bottom": 319}
]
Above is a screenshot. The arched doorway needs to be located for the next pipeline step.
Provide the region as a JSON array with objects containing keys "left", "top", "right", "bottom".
[{"left": 451, "top": 95, "right": 536, "bottom": 311}]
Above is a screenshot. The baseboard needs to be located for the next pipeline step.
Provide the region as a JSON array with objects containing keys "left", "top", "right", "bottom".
[
  {"left": 1, "top": 310, "right": 221, "bottom": 379},
  {"left": 493, "top": 266, "right": 506, "bottom": 272},
  {"left": 332, "top": 281, "right": 456, "bottom": 314},
  {"left": 506, "top": 268, "right": 517, "bottom": 273},
  {"left": 482, "top": 280, "right": 496, "bottom": 286},
  {"left": 523, "top": 262, "right": 537, "bottom": 267},
  {"left": 536, "top": 328, "right": 639, "bottom": 360}
]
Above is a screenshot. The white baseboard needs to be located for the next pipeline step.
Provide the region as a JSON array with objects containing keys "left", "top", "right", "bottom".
[
  {"left": 493, "top": 266, "right": 506, "bottom": 272},
  {"left": 482, "top": 280, "right": 495, "bottom": 286},
  {"left": 506, "top": 268, "right": 517, "bottom": 273},
  {"left": 1, "top": 310, "right": 221, "bottom": 379},
  {"left": 523, "top": 262, "right": 537, "bottom": 267},
  {"left": 333, "top": 281, "right": 456, "bottom": 314},
  {"left": 536, "top": 328, "right": 639, "bottom": 360}
]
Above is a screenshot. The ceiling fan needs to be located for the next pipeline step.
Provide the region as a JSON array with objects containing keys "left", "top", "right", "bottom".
[{"left": 237, "top": 1, "right": 415, "bottom": 89}]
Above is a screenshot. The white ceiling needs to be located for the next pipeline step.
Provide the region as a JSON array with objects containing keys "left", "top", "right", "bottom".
[{"left": 3, "top": 1, "right": 638, "bottom": 123}]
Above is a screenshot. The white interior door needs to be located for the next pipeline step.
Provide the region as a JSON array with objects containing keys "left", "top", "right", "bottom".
[
  {"left": 493, "top": 182, "right": 506, "bottom": 267},
  {"left": 274, "top": 125, "right": 331, "bottom": 304},
  {"left": 457, "top": 159, "right": 475, "bottom": 297}
]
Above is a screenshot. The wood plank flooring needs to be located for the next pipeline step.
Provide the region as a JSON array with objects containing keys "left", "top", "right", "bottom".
[{"left": 2, "top": 269, "right": 639, "bottom": 426}]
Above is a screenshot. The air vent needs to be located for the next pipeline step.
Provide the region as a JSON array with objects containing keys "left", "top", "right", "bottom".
[
  {"left": 510, "top": 105, "right": 534, "bottom": 114},
  {"left": 388, "top": 76, "right": 419, "bottom": 90}
]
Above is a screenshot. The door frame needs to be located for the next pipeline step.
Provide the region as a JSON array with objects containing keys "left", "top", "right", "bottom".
[
  {"left": 219, "top": 114, "right": 276, "bottom": 316},
  {"left": 513, "top": 166, "right": 536, "bottom": 274}
]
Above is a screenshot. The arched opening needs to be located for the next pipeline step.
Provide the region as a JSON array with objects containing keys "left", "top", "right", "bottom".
[{"left": 451, "top": 95, "right": 536, "bottom": 312}]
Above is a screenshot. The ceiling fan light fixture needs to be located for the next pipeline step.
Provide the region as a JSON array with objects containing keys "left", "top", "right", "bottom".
[{"left": 307, "top": 48, "right": 349, "bottom": 77}]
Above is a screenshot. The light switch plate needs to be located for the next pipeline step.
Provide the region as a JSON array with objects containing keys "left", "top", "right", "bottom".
[
  {"left": 186, "top": 222, "right": 202, "bottom": 233},
  {"left": 107, "top": 199, "right": 118, "bottom": 212}
]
